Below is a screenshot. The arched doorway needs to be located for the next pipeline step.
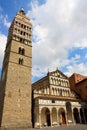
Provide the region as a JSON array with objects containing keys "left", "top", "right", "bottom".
[
  {"left": 73, "top": 108, "right": 80, "bottom": 123},
  {"left": 84, "top": 108, "right": 87, "bottom": 123},
  {"left": 58, "top": 108, "right": 66, "bottom": 125},
  {"left": 41, "top": 107, "right": 51, "bottom": 127},
  {"left": 52, "top": 107, "right": 57, "bottom": 125},
  {"left": 46, "top": 108, "right": 51, "bottom": 126},
  {"left": 80, "top": 108, "right": 85, "bottom": 123},
  {"left": 66, "top": 102, "right": 73, "bottom": 123}
]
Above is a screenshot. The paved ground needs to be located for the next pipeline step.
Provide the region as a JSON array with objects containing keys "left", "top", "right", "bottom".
[
  {"left": 0, "top": 124, "right": 87, "bottom": 130},
  {"left": 35, "top": 124, "right": 87, "bottom": 130}
]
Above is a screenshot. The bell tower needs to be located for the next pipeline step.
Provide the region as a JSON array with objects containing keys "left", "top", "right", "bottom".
[{"left": 0, "top": 9, "right": 32, "bottom": 128}]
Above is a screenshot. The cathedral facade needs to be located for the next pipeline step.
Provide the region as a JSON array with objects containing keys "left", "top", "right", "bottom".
[{"left": 32, "top": 69, "right": 87, "bottom": 128}]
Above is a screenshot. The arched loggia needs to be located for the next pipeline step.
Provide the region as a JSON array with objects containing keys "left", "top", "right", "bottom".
[
  {"left": 73, "top": 108, "right": 80, "bottom": 123},
  {"left": 41, "top": 107, "right": 51, "bottom": 126},
  {"left": 58, "top": 108, "right": 66, "bottom": 125}
]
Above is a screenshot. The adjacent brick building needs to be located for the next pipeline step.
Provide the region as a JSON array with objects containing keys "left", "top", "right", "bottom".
[{"left": 69, "top": 73, "right": 87, "bottom": 101}]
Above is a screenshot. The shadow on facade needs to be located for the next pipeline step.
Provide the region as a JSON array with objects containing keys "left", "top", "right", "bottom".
[{"left": 0, "top": 77, "right": 7, "bottom": 127}]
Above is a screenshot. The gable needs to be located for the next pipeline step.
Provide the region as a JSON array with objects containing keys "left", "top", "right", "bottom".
[{"left": 49, "top": 69, "right": 68, "bottom": 79}]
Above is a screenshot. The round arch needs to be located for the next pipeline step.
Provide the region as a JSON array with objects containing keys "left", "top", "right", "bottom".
[
  {"left": 41, "top": 107, "right": 51, "bottom": 126},
  {"left": 73, "top": 108, "right": 80, "bottom": 123},
  {"left": 84, "top": 108, "right": 87, "bottom": 123},
  {"left": 80, "top": 108, "right": 85, "bottom": 123},
  {"left": 58, "top": 108, "right": 66, "bottom": 125}
]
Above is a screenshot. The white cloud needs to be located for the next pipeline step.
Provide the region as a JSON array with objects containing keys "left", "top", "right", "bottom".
[
  {"left": 65, "top": 62, "right": 87, "bottom": 76},
  {"left": 0, "top": 0, "right": 87, "bottom": 80},
  {"left": 4, "top": 15, "right": 11, "bottom": 28},
  {"left": 0, "top": 14, "right": 10, "bottom": 70},
  {"left": 0, "top": 33, "right": 7, "bottom": 67},
  {"left": 26, "top": 0, "right": 87, "bottom": 78},
  {"left": 85, "top": 54, "right": 87, "bottom": 59},
  {"left": 70, "top": 54, "right": 81, "bottom": 63}
]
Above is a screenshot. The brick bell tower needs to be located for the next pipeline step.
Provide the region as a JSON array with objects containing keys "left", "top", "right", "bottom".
[{"left": 0, "top": 8, "right": 32, "bottom": 128}]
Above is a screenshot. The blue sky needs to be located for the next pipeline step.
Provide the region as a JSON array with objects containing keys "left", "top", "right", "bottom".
[{"left": 0, "top": 0, "right": 87, "bottom": 83}]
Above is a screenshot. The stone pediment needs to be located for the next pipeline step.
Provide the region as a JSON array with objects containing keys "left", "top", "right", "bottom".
[{"left": 49, "top": 69, "right": 68, "bottom": 79}]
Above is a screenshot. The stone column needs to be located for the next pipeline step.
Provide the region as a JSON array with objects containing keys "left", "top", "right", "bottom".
[
  {"left": 65, "top": 112, "right": 68, "bottom": 125},
  {"left": 78, "top": 109, "right": 81, "bottom": 123},
  {"left": 57, "top": 110, "right": 59, "bottom": 125},
  {"left": 39, "top": 109, "right": 41, "bottom": 128},
  {"left": 50, "top": 112, "right": 52, "bottom": 126},
  {"left": 64, "top": 107, "right": 68, "bottom": 125},
  {"left": 82, "top": 109, "right": 86, "bottom": 124},
  {"left": 72, "top": 107, "right": 75, "bottom": 124}
]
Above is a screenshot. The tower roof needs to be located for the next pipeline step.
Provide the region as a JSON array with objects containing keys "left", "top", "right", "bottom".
[{"left": 19, "top": 8, "right": 25, "bottom": 15}]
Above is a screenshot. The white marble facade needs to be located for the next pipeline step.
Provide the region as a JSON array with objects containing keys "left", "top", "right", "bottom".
[{"left": 32, "top": 69, "right": 87, "bottom": 128}]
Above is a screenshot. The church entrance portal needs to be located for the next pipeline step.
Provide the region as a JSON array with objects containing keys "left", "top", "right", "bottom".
[
  {"left": 58, "top": 108, "right": 66, "bottom": 125},
  {"left": 41, "top": 107, "right": 51, "bottom": 127},
  {"left": 61, "top": 112, "right": 66, "bottom": 124},
  {"left": 46, "top": 109, "right": 51, "bottom": 126}
]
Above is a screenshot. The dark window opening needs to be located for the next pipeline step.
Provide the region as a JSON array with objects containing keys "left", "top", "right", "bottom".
[
  {"left": 52, "top": 100, "right": 55, "bottom": 103},
  {"left": 15, "top": 21, "right": 17, "bottom": 24},
  {"left": 22, "top": 48, "right": 25, "bottom": 55},
  {"left": 21, "top": 24, "right": 23, "bottom": 28},
  {"left": 20, "top": 38, "right": 22, "bottom": 42},
  {"left": 20, "top": 31, "right": 23, "bottom": 35},
  {"left": 24, "top": 25, "right": 26, "bottom": 29},
  {"left": 19, "top": 58, "right": 23, "bottom": 65},
  {"left": 19, "top": 47, "right": 21, "bottom": 54},
  {"left": 29, "top": 27, "right": 31, "bottom": 30},
  {"left": 24, "top": 32, "right": 25, "bottom": 35},
  {"left": 20, "top": 38, "right": 25, "bottom": 43},
  {"left": 18, "top": 47, "right": 25, "bottom": 55}
]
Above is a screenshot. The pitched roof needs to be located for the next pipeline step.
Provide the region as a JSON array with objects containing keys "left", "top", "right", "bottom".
[{"left": 48, "top": 69, "right": 68, "bottom": 79}]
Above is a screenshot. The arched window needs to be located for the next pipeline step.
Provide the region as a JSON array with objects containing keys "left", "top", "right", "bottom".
[
  {"left": 22, "top": 48, "right": 25, "bottom": 55},
  {"left": 18, "top": 47, "right": 25, "bottom": 55},
  {"left": 19, "top": 58, "right": 23, "bottom": 65},
  {"left": 59, "top": 89, "right": 62, "bottom": 96},
  {"left": 19, "top": 47, "right": 21, "bottom": 54}
]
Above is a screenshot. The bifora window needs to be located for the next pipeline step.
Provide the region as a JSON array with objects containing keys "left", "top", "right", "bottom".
[
  {"left": 19, "top": 47, "right": 25, "bottom": 55},
  {"left": 19, "top": 58, "right": 23, "bottom": 65}
]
